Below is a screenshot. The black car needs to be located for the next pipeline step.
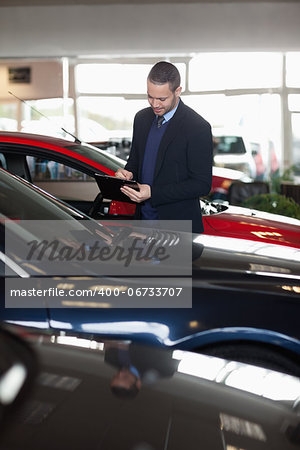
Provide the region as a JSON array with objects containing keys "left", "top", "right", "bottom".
[
  {"left": 1, "top": 168, "right": 300, "bottom": 376},
  {"left": 0, "top": 324, "right": 300, "bottom": 450}
]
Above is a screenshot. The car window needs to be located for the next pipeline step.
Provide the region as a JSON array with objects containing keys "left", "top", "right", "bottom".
[
  {"left": 214, "top": 136, "right": 246, "bottom": 155},
  {"left": 70, "top": 143, "right": 126, "bottom": 172},
  {"left": 27, "top": 156, "right": 94, "bottom": 182},
  {"left": 26, "top": 156, "right": 99, "bottom": 203}
]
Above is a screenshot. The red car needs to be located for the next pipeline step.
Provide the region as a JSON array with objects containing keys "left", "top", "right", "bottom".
[
  {"left": 210, "top": 165, "right": 252, "bottom": 199},
  {"left": 0, "top": 131, "right": 299, "bottom": 248}
]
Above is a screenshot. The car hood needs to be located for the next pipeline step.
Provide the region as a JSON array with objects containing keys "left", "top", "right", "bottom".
[
  {"left": 3, "top": 228, "right": 300, "bottom": 347},
  {"left": 204, "top": 203, "right": 300, "bottom": 248},
  {"left": 1, "top": 328, "right": 300, "bottom": 450}
]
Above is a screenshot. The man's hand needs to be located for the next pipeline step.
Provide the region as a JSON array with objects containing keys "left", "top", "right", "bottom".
[
  {"left": 121, "top": 183, "right": 151, "bottom": 203},
  {"left": 115, "top": 169, "right": 133, "bottom": 180}
]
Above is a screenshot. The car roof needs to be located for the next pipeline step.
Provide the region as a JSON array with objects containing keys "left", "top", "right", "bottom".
[
  {"left": 0, "top": 131, "right": 78, "bottom": 148},
  {"left": 0, "top": 131, "right": 126, "bottom": 174}
]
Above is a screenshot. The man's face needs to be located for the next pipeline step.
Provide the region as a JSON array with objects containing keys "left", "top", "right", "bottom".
[
  {"left": 147, "top": 80, "right": 181, "bottom": 116},
  {"left": 110, "top": 368, "right": 141, "bottom": 390}
]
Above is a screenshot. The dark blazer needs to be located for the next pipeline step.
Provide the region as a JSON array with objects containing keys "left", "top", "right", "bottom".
[{"left": 125, "top": 99, "right": 213, "bottom": 233}]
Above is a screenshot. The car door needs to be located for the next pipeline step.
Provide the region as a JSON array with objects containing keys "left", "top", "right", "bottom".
[{"left": 0, "top": 148, "right": 134, "bottom": 218}]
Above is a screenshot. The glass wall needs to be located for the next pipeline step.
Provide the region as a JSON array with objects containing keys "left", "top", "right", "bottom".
[
  {"left": 286, "top": 53, "right": 300, "bottom": 173},
  {"left": 286, "top": 53, "right": 300, "bottom": 88},
  {"left": 189, "top": 53, "right": 282, "bottom": 91},
  {"left": 75, "top": 62, "right": 186, "bottom": 142},
  {"left": 1, "top": 53, "right": 300, "bottom": 177},
  {"left": 73, "top": 55, "right": 285, "bottom": 179},
  {"left": 0, "top": 102, "right": 18, "bottom": 130},
  {"left": 76, "top": 96, "right": 147, "bottom": 141},
  {"left": 20, "top": 98, "right": 74, "bottom": 138}
]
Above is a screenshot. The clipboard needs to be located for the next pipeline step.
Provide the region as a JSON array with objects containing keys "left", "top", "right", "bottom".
[{"left": 94, "top": 173, "right": 139, "bottom": 203}]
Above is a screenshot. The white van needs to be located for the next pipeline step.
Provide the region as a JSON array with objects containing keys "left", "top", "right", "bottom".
[{"left": 213, "top": 133, "right": 257, "bottom": 179}]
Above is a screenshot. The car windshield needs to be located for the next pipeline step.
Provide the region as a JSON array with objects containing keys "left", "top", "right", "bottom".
[
  {"left": 0, "top": 169, "right": 85, "bottom": 221},
  {"left": 214, "top": 136, "right": 246, "bottom": 155},
  {"left": 67, "top": 142, "right": 126, "bottom": 172}
]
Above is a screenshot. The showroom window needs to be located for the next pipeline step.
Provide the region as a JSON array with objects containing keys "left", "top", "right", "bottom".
[
  {"left": 286, "top": 52, "right": 300, "bottom": 88},
  {"left": 76, "top": 64, "right": 152, "bottom": 94},
  {"left": 76, "top": 96, "right": 147, "bottom": 141},
  {"left": 0, "top": 103, "right": 18, "bottom": 131},
  {"left": 1, "top": 53, "right": 300, "bottom": 170},
  {"left": 74, "top": 56, "right": 282, "bottom": 140},
  {"left": 75, "top": 62, "right": 186, "bottom": 140},
  {"left": 182, "top": 93, "right": 281, "bottom": 169},
  {"left": 291, "top": 112, "right": 300, "bottom": 169},
  {"left": 72, "top": 56, "right": 284, "bottom": 174},
  {"left": 21, "top": 98, "right": 74, "bottom": 139},
  {"left": 76, "top": 63, "right": 186, "bottom": 94},
  {"left": 288, "top": 93, "right": 300, "bottom": 169},
  {"left": 189, "top": 52, "right": 282, "bottom": 91}
]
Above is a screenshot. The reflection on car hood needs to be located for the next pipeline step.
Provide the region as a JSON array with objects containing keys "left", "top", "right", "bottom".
[
  {"left": 1, "top": 328, "right": 300, "bottom": 450},
  {"left": 194, "top": 233, "right": 300, "bottom": 267},
  {"left": 222, "top": 204, "right": 300, "bottom": 227},
  {"left": 203, "top": 202, "right": 300, "bottom": 248}
]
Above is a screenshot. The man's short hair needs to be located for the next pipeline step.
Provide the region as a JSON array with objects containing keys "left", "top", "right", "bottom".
[
  {"left": 148, "top": 61, "right": 181, "bottom": 92},
  {"left": 110, "top": 384, "right": 140, "bottom": 399}
]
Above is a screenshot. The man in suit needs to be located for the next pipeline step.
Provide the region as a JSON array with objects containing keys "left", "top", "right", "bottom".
[{"left": 115, "top": 61, "right": 213, "bottom": 233}]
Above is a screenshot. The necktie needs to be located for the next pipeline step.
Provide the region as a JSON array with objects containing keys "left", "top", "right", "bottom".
[{"left": 157, "top": 116, "right": 164, "bottom": 128}]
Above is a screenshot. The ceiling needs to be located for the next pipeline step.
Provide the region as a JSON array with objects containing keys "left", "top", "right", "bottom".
[
  {"left": 0, "top": 0, "right": 295, "bottom": 5},
  {"left": 1, "top": 0, "right": 299, "bottom": 58}
]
